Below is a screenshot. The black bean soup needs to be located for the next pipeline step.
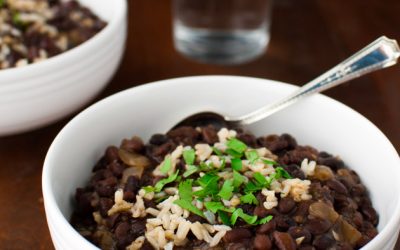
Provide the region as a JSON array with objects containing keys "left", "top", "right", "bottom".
[
  {"left": 0, "top": 0, "right": 106, "bottom": 69},
  {"left": 71, "top": 126, "right": 378, "bottom": 250}
]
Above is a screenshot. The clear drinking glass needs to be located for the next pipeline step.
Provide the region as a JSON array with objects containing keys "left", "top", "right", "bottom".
[{"left": 172, "top": 0, "right": 273, "bottom": 65}]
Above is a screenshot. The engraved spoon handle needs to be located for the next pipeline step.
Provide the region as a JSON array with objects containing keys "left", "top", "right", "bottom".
[{"left": 229, "top": 36, "right": 400, "bottom": 126}]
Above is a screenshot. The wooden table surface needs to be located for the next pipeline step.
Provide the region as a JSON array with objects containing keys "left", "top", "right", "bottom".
[{"left": 1, "top": 0, "right": 399, "bottom": 249}]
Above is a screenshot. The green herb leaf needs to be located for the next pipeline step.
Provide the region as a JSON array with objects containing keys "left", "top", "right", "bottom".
[
  {"left": 253, "top": 172, "right": 267, "bottom": 186},
  {"left": 218, "top": 210, "right": 231, "bottom": 226},
  {"left": 263, "top": 159, "right": 279, "bottom": 166},
  {"left": 226, "top": 138, "right": 247, "bottom": 154},
  {"left": 258, "top": 215, "right": 273, "bottom": 224},
  {"left": 143, "top": 186, "right": 155, "bottom": 193},
  {"left": 178, "top": 179, "right": 193, "bottom": 201},
  {"left": 183, "top": 148, "right": 195, "bottom": 165},
  {"left": 233, "top": 170, "right": 246, "bottom": 188},
  {"left": 231, "top": 158, "right": 243, "bottom": 171},
  {"left": 245, "top": 150, "right": 259, "bottom": 164},
  {"left": 204, "top": 201, "right": 234, "bottom": 213},
  {"left": 194, "top": 173, "right": 219, "bottom": 197},
  {"left": 244, "top": 181, "right": 263, "bottom": 193},
  {"left": 218, "top": 180, "right": 234, "bottom": 200},
  {"left": 154, "top": 170, "right": 180, "bottom": 192},
  {"left": 212, "top": 147, "right": 223, "bottom": 156},
  {"left": 225, "top": 149, "right": 243, "bottom": 158},
  {"left": 240, "top": 192, "right": 259, "bottom": 205},
  {"left": 160, "top": 156, "right": 172, "bottom": 175},
  {"left": 183, "top": 165, "right": 198, "bottom": 178},
  {"left": 275, "top": 166, "right": 292, "bottom": 179},
  {"left": 230, "top": 208, "right": 258, "bottom": 225},
  {"left": 0, "top": 0, "right": 4, "bottom": 8},
  {"left": 174, "top": 199, "right": 204, "bottom": 218}
]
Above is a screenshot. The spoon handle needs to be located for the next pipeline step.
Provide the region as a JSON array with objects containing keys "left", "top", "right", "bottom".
[{"left": 231, "top": 36, "right": 400, "bottom": 125}]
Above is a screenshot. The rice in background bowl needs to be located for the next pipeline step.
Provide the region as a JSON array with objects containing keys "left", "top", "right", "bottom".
[
  {"left": 0, "top": 0, "right": 127, "bottom": 136},
  {"left": 42, "top": 76, "right": 400, "bottom": 249}
]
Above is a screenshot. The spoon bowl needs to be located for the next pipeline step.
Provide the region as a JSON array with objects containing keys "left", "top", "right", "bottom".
[{"left": 172, "top": 36, "right": 400, "bottom": 130}]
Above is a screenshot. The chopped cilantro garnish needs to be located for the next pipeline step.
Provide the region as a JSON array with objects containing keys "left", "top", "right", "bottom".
[
  {"left": 154, "top": 170, "right": 179, "bottom": 192},
  {"left": 174, "top": 199, "right": 204, "bottom": 218},
  {"left": 178, "top": 179, "right": 193, "bottom": 201},
  {"left": 226, "top": 138, "right": 247, "bottom": 154},
  {"left": 194, "top": 173, "right": 219, "bottom": 197},
  {"left": 253, "top": 172, "right": 268, "bottom": 186},
  {"left": 225, "top": 149, "right": 243, "bottom": 158},
  {"left": 218, "top": 210, "right": 231, "bottom": 226},
  {"left": 218, "top": 180, "right": 234, "bottom": 200},
  {"left": 143, "top": 186, "right": 155, "bottom": 193},
  {"left": 245, "top": 150, "right": 259, "bottom": 164},
  {"left": 183, "top": 148, "right": 195, "bottom": 165},
  {"left": 212, "top": 146, "right": 223, "bottom": 156},
  {"left": 262, "top": 159, "right": 279, "bottom": 165},
  {"left": 244, "top": 181, "right": 262, "bottom": 192},
  {"left": 231, "top": 158, "right": 243, "bottom": 171},
  {"left": 275, "top": 166, "right": 292, "bottom": 179},
  {"left": 258, "top": 215, "right": 273, "bottom": 224},
  {"left": 183, "top": 165, "right": 198, "bottom": 178},
  {"left": 0, "top": 0, "right": 4, "bottom": 8},
  {"left": 231, "top": 208, "right": 258, "bottom": 225},
  {"left": 240, "top": 192, "right": 259, "bottom": 205},
  {"left": 233, "top": 170, "right": 246, "bottom": 188},
  {"left": 159, "top": 156, "right": 172, "bottom": 175},
  {"left": 204, "top": 201, "right": 234, "bottom": 213}
]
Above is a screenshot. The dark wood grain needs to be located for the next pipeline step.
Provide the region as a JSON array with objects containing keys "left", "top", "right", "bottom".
[{"left": 0, "top": 0, "right": 399, "bottom": 249}]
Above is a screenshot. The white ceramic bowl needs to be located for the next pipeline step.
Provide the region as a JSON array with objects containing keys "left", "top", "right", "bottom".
[
  {"left": 0, "top": 0, "right": 127, "bottom": 136},
  {"left": 42, "top": 76, "right": 400, "bottom": 249}
]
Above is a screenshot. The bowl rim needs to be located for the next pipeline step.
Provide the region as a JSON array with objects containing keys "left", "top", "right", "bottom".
[
  {"left": 42, "top": 75, "right": 400, "bottom": 249},
  {"left": 0, "top": 0, "right": 127, "bottom": 81}
]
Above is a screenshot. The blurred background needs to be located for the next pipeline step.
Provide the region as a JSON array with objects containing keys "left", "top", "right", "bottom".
[{"left": 0, "top": 0, "right": 399, "bottom": 248}]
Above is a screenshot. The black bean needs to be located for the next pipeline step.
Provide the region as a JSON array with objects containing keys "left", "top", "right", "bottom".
[
  {"left": 75, "top": 189, "right": 93, "bottom": 214},
  {"left": 280, "top": 146, "right": 318, "bottom": 165},
  {"left": 94, "top": 176, "right": 118, "bottom": 197},
  {"left": 141, "top": 240, "right": 155, "bottom": 250},
  {"left": 223, "top": 228, "right": 252, "bottom": 243},
  {"left": 237, "top": 133, "right": 257, "bottom": 148},
  {"left": 292, "top": 200, "right": 311, "bottom": 223},
  {"left": 298, "top": 245, "right": 314, "bottom": 250},
  {"left": 273, "top": 231, "right": 296, "bottom": 250},
  {"left": 317, "top": 156, "right": 344, "bottom": 170},
  {"left": 226, "top": 242, "right": 248, "bottom": 250},
  {"left": 254, "top": 205, "right": 268, "bottom": 218},
  {"left": 278, "top": 197, "right": 296, "bottom": 214},
  {"left": 253, "top": 234, "right": 272, "bottom": 250},
  {"left": 312, "top": 234, "right": 335, "bottom": 250},
  {"left": 257, "top": 219, "right": 276, "bottom": 234},
  {"left": 275, "top": 215, "right": 295, "bottom": 231},
  {"left": 201, "top": 125, "right": 219, "bottom": 144},
  {"left": 350, "top": 184, "right": 366, "bottom": 196},
  {"left": 334, "top": 242, "right": 353, "bottom": 250},
  {"left": 283, "top": 164, "right": 306, "bottom": 180},
  {"left": 288, "top": 226, "right": 312, "bottom": 244},
  {"left": 304, "top": 218, "right": 332, "bottom": 235},
  {"left": 361, "top": 206, "right": 379, "bottom": 226},
  {"left": 129, "top": 217, "right": 147, "bottom": 238},
  {"left": 108, "top": 162, "right": 124, "bottom": 178},
  {"left": 326, "top": 179, "right": 348, "bottom": 194},
  {"left": 98, "top": 198, "right": 113, "bottom": 217},
  {"left": 149, "top": 133, "right": 168, "bottom": 145},
  {"left": 114, "top": 222, "right": 134, "bottom": 248},
  {"left": 105, "top": 146, "right": 119, "bottom": 163},
  {"left": 167, "top": 126, "right": 200, "bottom": 145},
  {"left": 106, "top": 213, "right": 120, "bottom": 228}
]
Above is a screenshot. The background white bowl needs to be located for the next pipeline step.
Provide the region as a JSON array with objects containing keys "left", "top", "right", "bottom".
[
  {"left": 0, "top": 0, "right": 127, "bottom": 136},
  {"left": 42, "top": 76, "right": 400, "bottom": 249}
]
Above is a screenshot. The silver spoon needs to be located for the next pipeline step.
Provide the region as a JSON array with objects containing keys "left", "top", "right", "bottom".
[{"left": 172, "top": 36, "right": 400, "bottom": 129}]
